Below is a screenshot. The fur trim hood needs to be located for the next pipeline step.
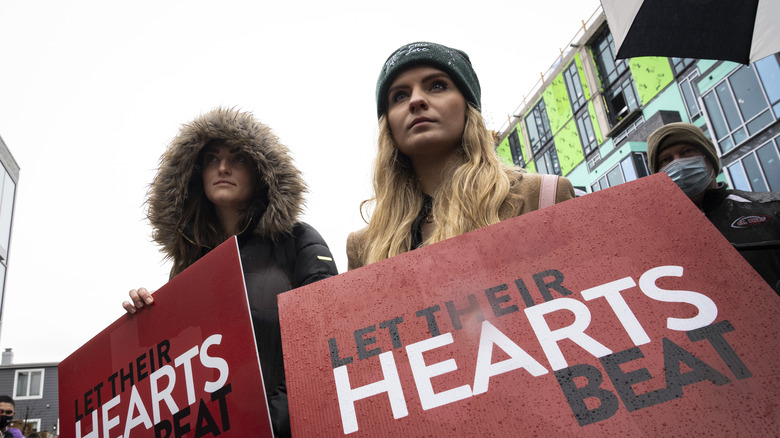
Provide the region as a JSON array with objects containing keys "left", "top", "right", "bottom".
[{"left": 147, "top": 107, "right": 306, "bottom": 255}]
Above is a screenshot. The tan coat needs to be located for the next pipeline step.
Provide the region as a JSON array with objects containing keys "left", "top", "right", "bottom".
[{"left": 347, "top": 172, "right": 575, "bottom": 270}]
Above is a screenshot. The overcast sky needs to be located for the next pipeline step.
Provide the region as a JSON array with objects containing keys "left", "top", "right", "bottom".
[{"left": 0, "top": 0, "right": 601, "bottom": 364}]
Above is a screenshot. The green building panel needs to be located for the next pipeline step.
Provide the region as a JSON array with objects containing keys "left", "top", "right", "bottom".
[
  {"left": 543, "top": 73, "right": 574, "bottom": 133},
  {"left": 496, "top": 135, "right": 514, "bottom": 167},
  {"left": 514, "top": 122, "right": 526, "bottom": 163},
  {"left": 574, "top": 52, "right": 591, "bottom": 100},
  {"left": 497, "top": 122, "right": 526, "bottom": 168},
  {"left": 587, "top": 100, "right": 603, "bottom": 144},
  {"left": 555, "top": 119, "right": 585, "bottom": 176},
  {"left": 525, "top": 158, "right": 537, "bottom": 174},
  {"left": 629, "top": 57, "right": 674, "bottom": 105},
  {"left": 588, "top": 47, "right": 604, "bottom": 91}
]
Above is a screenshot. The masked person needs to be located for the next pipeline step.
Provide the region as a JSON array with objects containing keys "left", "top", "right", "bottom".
[
  {"left": 647, "top": 122, "right": 780, "bottom": 293},
  {"left": 123, "top": 107, "right": 338, "bottom": 437},
  {"left": 0, "top": 396, "right": 23, "bottom": 438},
  {"left": 347, "top": 42, "right": 574, "bottom": 269}
]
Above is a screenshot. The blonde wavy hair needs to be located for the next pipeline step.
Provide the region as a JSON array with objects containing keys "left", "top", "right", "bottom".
[{"left": 361, "top": 104, "right": 513, "bottom": 265}]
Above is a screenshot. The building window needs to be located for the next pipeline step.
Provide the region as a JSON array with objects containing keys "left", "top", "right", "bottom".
[
  {"left": 703, "top": 65, "right": 775, "bottom": 154},
  {"left": 564, "top": 62, "right": 586, "bottom": 112},
  {"left": 525, "top": 99, "right": 552, "bottom": 154},
  {"left": 606, "top": 76, "right": 640, "bottom": 124},
  {"left": 591, "top": 174, "right": 607, "bottom": 192},
  {"left": 14, "top": 369, "right": 44, "bottom": 399},
  {"left": 575, "top": 111, "right": 598, "bottom": 156},
  {"left": 671, "top": 57, "right": 696, "bottom": 75},
  {"left": 590, "top": 152, "right": 649, "bottom": 192},
  {"left": 755, "top": 54, "right": 780, "bottom": 118},
  {"left": 535, "top": 143, "right": 562, "bottom": 176},
  {"left": 612, "top": 114, "right": 646, "bottom": 146},
  {"left": 592, "top": 28, "right": 639, "bottom": 126},
  {"left": 586, "top": 149, "right": 603, "bottom": 173},
  {"left": 592, "top": 29, "right": 629, "bottom": 88},
  {"left": 567, "top": 60, "right": 598, "bottom": 158},
  {"left": 507, "top": 128, "right": 525, "bottom": 168},
  {"left": 726, "top": 135, "right": 780, "bottom": 192},
  {"left": 679, "top": 68, "right": 702, "bottom": 121}
]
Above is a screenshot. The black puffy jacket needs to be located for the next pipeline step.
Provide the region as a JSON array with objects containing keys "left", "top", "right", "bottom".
[
  {"left": 702, "top": 183, "right": 780, "bottom": 294},
  {"left": 239, "top": 221, "right": 337, "bottom": 436},
  {"left": 147, "top": 107, "right": 338, "bottom": 436}
]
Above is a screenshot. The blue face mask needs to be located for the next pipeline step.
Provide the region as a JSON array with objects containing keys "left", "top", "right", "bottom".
[{"left": 661, "top": 155, "right": 713, "bottom": 197}]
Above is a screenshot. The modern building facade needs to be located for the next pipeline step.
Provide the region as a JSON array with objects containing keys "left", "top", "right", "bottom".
[
  {"left": 496, "top": 9, "right": 780, "bottom": 195},
  {"left": 0, "top": 349, "right": 59, "bottom": 436},
  {"left": 0, "top": 135, "right": 53, "bottom": 436}
]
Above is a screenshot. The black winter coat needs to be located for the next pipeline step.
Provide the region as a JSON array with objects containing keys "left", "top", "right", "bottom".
[
  {"left": 147, "top": 108, "right": 339, "bottom": 437},
  {"left": 239, "top": 222, "right": 337, "bottom": 436},
  {"left": 702, "top": 183, "right": 780, "bottom": 294}
]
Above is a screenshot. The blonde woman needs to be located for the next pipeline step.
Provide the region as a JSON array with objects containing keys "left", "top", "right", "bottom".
[{"left": 347, "top": 42, "right": 575, "bottom": 269}]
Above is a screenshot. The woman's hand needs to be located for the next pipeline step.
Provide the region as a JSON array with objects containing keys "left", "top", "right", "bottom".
[{"left": 123, "top": 287, "right": 154, "bottom": 314}]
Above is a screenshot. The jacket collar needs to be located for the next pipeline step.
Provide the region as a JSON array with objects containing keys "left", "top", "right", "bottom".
[{"left": 702, "top": 182, "right": 729, "bottom": 212}]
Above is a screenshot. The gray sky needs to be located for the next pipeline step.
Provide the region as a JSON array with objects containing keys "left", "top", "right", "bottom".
[{"left": 0, "top": 0, "right": 601, "bottom": 364}]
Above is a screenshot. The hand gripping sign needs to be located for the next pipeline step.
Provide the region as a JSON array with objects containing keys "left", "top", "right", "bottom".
[
  {"left": 279, "top": 174, "right": 780, "bottom": 437},
  {"left": 59, "top": 237, "right": 273, "bottom": 437}
]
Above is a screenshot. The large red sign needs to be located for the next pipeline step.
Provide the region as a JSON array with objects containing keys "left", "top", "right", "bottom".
[
  {"left": 279, "top": 174, "right": 780, "bottom": 436},
  {"left": 59, "top": 237, "right": 273, "bottom": 437}
]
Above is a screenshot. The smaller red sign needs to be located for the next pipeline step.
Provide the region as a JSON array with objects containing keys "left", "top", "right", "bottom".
[{"left": 59, "top": 237, "right": 272, "bottom": 437}]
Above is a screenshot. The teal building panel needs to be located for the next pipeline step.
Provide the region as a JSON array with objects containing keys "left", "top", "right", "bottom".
[
  {"left": 642, "top": 84, "right": 688, "bottom": 123},
  {"left": 695, "top": 59, "right": 717, "bottom": 74},
  {"left": 564, "top": 159, "right": 591, "bottom": 189},
  {"left": 697, "top": 61, "right": 740, "bottom": 93},
  {"left": 599, "top": 137, "right": 616, "bottom": 158}
]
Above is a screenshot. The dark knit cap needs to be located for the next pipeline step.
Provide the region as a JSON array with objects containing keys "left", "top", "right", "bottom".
[
  {"left": 646, "top": 122, "right": 721, "bottom": 174},
  {"left": 375, "top": 41, "right": 481, "bottom": 118}
]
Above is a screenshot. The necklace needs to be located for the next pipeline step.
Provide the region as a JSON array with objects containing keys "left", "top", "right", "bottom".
[{"left": 421, "top": 193, "right": 434, "bottom": 224}]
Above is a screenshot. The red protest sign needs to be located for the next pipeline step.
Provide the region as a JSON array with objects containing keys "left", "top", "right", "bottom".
[
  {"left": 279, "top": 174, "right": 780, "bottom": 436},
  {"left": 59, "top": 237, "right": 273, "bottom": 437}
]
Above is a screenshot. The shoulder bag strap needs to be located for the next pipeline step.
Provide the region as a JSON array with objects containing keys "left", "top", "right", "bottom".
[{"left": 538, "top": 174, "right": 559, "bottom": 209}]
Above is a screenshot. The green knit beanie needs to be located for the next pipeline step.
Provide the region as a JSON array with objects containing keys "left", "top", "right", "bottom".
[
  {"left": 376, "top": 41, "right": 481, "bottom": 118},
  {"left": 646, "top": 122, "right": 721, "bottom": 174}
]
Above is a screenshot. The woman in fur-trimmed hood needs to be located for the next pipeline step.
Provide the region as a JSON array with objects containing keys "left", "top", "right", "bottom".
[
  {"left": 148, "top": 107, "right": 311, "bottom": 276},
  {"left": 127, "top": 107, "right": 338, "bottom": 437}
]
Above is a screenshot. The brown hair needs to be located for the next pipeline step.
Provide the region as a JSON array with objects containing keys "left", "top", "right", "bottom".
[{"left": 169, "top": 140, "right": 264, "bottom": 277}]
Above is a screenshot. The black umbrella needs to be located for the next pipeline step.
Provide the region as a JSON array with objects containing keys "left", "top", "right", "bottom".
[{"left": 600, "top": 0, "right": 780, "bottom": 64}]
